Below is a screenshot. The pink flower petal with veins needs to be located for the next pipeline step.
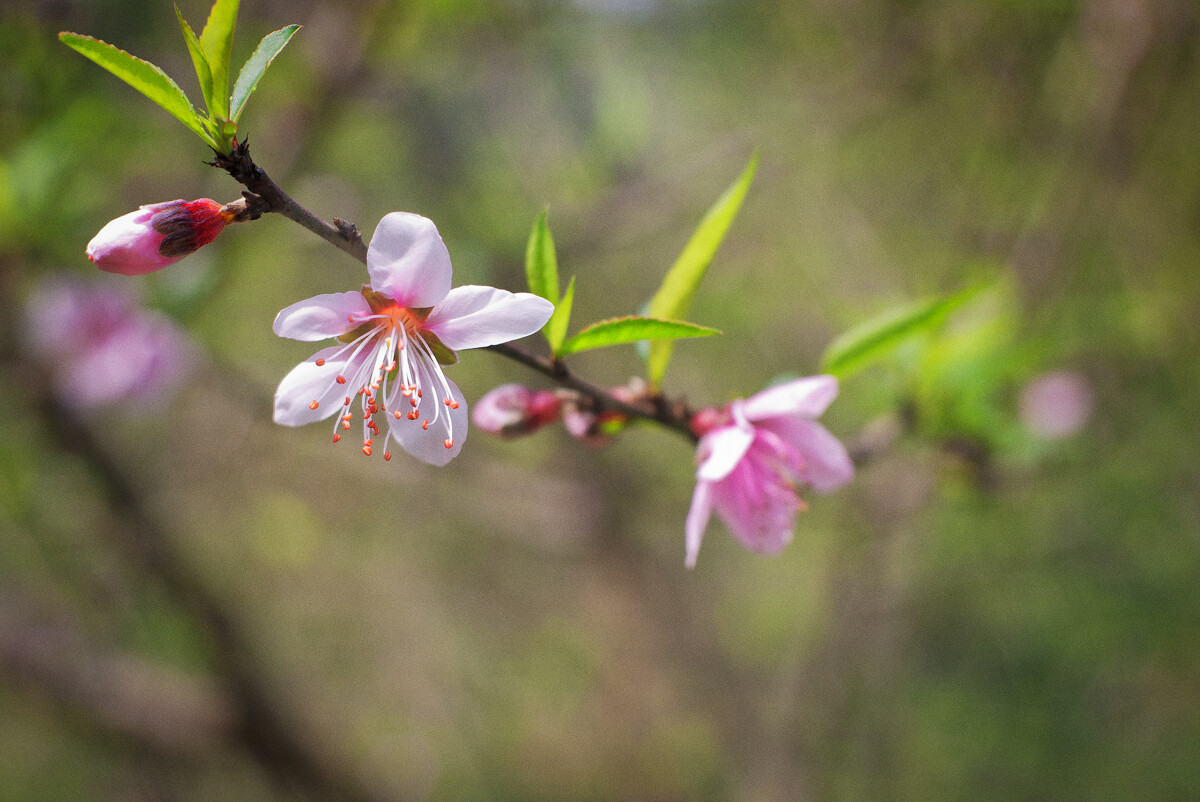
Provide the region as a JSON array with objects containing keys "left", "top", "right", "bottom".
[
  {"left": 273, "top": 292, "right": 373, "bottom": 341},
  {"left": 366, "top": 213, "right": 453, "bottom": 308}
]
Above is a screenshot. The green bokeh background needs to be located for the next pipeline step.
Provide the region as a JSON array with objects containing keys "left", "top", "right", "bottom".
[{"left": 2, "top": 0, "right": 1199, "bottom": 799}]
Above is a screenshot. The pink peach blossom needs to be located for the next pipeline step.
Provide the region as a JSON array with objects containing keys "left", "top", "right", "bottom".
[
  {"left": 24, "top": 278, "right": 190, "bottom": 411},
  {"left": 686, "top": 375, "right": 854, "bottom": 568},
  {"left": 273, "top": 212, "right": 554, "bottom": 465}
]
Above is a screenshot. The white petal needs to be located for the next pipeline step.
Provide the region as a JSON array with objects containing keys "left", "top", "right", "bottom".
[
  {"left": 696, "top": 424, "right": 754, "bottom": 481},
  {"left": 740, "top": 375, "right": 839, "bottom": 422},
  {"left": 391, "top": 378, "right": 470, "bottom": 466},
  {"left": 762, "top": 417, "right": 854, "bottom": 492},
  {"left": 366, "top": 213, "right": 452, "bottom": 308},
  {"left": 424, "top": 286, "right": 554, "bottom": 351},
  {"left": 273, "top": 292, "right": 371, "bottom": 341},
  {"left": 273, "top": 347, "right": 358, "bottom": 426},
  {"left": 685, "top": 479, "right": 714, "bottom": 569}
]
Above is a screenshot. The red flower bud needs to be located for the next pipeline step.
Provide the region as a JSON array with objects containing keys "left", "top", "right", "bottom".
[{"left": 86, "top": 199, "right": 234, "bottom": 275}]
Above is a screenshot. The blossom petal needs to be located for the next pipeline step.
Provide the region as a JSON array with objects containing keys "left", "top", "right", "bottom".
[
  {"left": 696, "top": 423, "right": 754, "bottom": 481},
  {"left": 711, "top": 459, "right": 799, "bottom": 554},
  {"left": 762, "top": 417, "right": 854, "bottom": 492},
  {"left": 274, "top": 346, "right": 363, "bottom": 426},
  {"left": 740, "top": 375, "right": 839, "bottom": 422},
  {"left": 424, "top": 286, "right": 554, "bottom": 351},
  {"left": 273, "top": 292, "right": 371, "bottom": 341},
  {"left": 391, "top": 377, "right": 469, "bottom": 466},
  {"left": 367, "top": 213, "right": 452, "bottom": 308},
  {"left": 685, "top": 479, "right": 714, "bottom": 569}
]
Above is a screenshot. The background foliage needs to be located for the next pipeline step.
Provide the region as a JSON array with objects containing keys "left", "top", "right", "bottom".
[{"left": 2, "top": 0, "right": 1199, "bottom": 799}]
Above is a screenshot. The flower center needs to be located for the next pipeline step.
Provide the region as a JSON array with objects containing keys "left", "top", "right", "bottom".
[{"left": 310, "top": 287, "right": 460, "bottom": 460}]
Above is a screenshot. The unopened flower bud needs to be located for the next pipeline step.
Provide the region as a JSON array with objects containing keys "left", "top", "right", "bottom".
[
  {"left": 562, "top": 384, "right": 638, "bottom": 446},
  {"left": 87, "top": 198, "right": 237, "bottom": 275},
  {"left": 472, "top": 383, "right": 560, "bottom": 437},
  {"left": 689, "top": 407, "right": 725, "bottom": 438}
]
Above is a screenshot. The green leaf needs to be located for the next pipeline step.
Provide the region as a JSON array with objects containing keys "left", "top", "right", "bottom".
[
  {"left": 524, "top": 207, "right": 559, "bottom": 303},
  {"left": 199, "top": 0, "right": 240, "bottom": 119},
  {"left": 229, "top": 24, "right": 300, "bottom": 123},
  {"left": 558, "top": 316, "right": 718, "bottom": 358},
  {"left": 645, "top": 152, "right": 758, "bottom": 387},
  {"left": 545, "top": 275, "right": 575, "bottom": 356},
  {"left": 820, "top": 282, "right": 991, "bottom": 379},
  {"left": 58, "top": 32, "right": 216, "bottom": 148},
  {"left": 174, "top": 6, "right": 215, "bottom": 118}
]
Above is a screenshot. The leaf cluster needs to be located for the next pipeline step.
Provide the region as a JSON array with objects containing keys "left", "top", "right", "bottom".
[
  {"left": 60, "top": 0, "right": 298, "bottom": 154},
  {"left": 524, "top": 155, "right": 761, "bottom": 384}
]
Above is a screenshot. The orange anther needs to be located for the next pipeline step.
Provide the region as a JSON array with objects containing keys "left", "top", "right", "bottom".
[
  {"left": 443, "top": 439, "right": 453, "bottom": 449},
  {"left": 332, "top": 433, "right": 341, "bottom": 443},
  {"left": 362, "top": 445, "right": 373, "bottom": 456},
  {"left": 309, "top": 400, "right": 320, "bottom": 410},
  {"left": 336, "top": 375, "right": 347, "bottom": 385},
  {"left": 421, "top": 419, "right": 429, "bottom": 430},
  {"left": 408, "top": 409, "right": 419, "bottom": 420},
  {"left": 383, "top": 452, "right": 392, "bottom": 461},
  {"left": 315, "top": 358, "right": 326, "bottom": 366}
]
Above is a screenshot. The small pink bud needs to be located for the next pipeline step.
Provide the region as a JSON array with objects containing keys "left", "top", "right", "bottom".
[
  {"left": 472, "top": 383, "right": 561, "bottom": 437},
  {"left": 86, "top": 199, "right": 234, "bottom": 276},
  {"left": 689, "top": 407, "right": 724, "bottom": 438}
]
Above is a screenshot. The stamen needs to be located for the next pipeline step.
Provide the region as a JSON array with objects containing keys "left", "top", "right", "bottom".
[
  {"left": 444, "top": 439, "right": 453, "bottom": 449},
  {"left": 315, "top": 358, "right": 326, "bottom": 366},
  {"left": 407, "top": 409, "right": 419, "bottom": 420},
  {"left": 362, "top": 445, "right": 373, "bottom": 456},
  {"left": 332, "top": 433, "right": 341, "bottom": 443},
  {"left": 309, "top": 400, "right": 319, "bottom": 410},
  {"left": 422, "top": 419, "right": 429, "bottom": 430},
  {"left": 336, "top": 375, "right": 347, "bottom": 384},
  {"left": 384, "top": 451, "right": 392, "bottom": 461}
]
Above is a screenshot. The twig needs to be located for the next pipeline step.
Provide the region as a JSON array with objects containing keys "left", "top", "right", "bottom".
[
  {"left": 212, "top": 142, "right": 703, "bottom": 443},
  {"left": 211, "top": 138, "right": 367, "bottom": 263}
]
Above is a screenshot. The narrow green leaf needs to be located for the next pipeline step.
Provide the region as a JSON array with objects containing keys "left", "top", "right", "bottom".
[
  {"left": 524, "top": 207, "right": 559, "bottom": 302},
  {"left": 545, "top": 275, "right": 575, "bottom": 356},
  {"left": 645, "top": 151, "right": 758, "bottom": 387},
  {"left": 820, "top": 282, "right": 991, "bottom": 379},
  {"left": 174, "top": 6, "right": 215, "bottom": 118},
  {"left": 58, "top": 32, "right": 216, "bottom": 148},
  {"left": 559, "top": 316, "right": 719, "bottom": 358},
  {"left": 229, "top": 24, "right": 300, "bottom": 123},
  {"left": 199, "top": 0, "right": 240, "bottom": 118}
]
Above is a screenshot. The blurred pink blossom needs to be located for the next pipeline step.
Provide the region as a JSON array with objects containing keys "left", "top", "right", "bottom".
[
  {"left": 272, "top": 212, "right": 553, "bottom": 465},
  {"left": 1019, "top": 370, "right": 1094, "bottom": 439},
  {"left": 685, "top": 375, "right": 854, "bottom": 568},
  {"left": 24, "top": 278, "right": 191, "bottom": 411},
  {"left": 87, "top": 199, "right": 234, "bottom": 275}
]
